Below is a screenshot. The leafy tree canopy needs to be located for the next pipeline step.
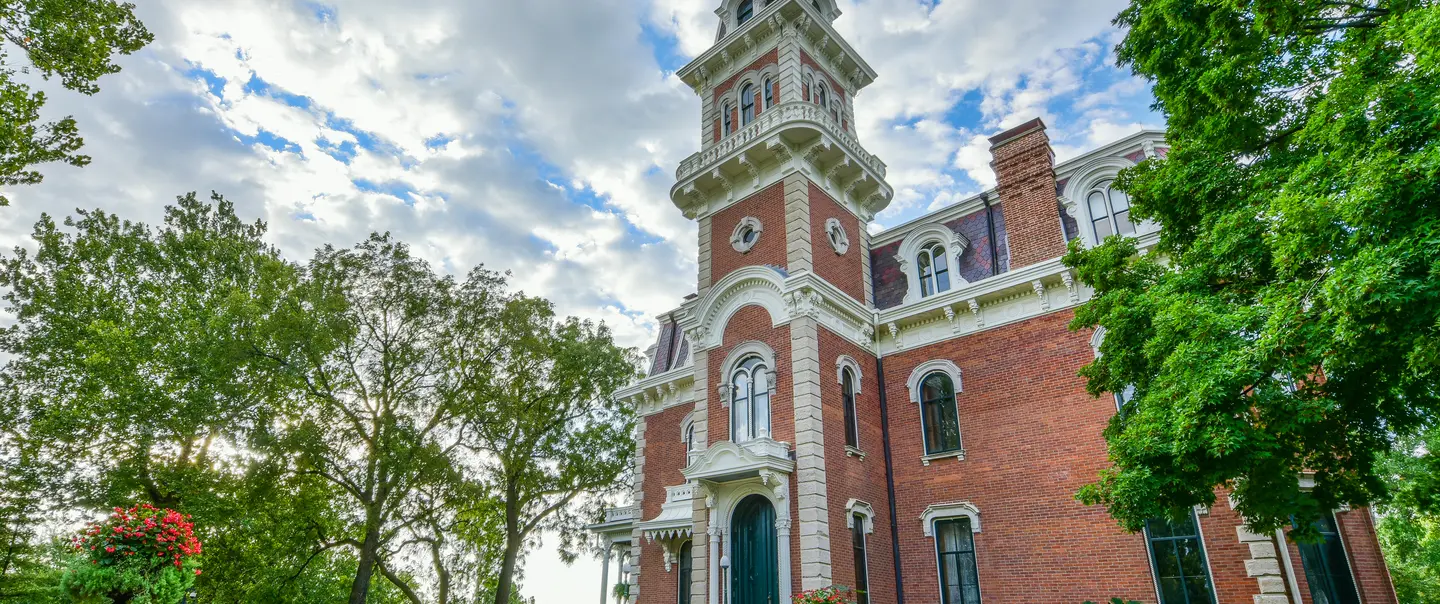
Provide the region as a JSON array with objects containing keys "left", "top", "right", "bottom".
[
  {"left": 0, "top": 0, "right": 152, "bottom": 205},
  {"left": 1070, "top": 0, "right": 1440, "bottom": 539}
]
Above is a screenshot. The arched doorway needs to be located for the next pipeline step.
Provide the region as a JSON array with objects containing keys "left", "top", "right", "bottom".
[{"left": 731, "top": 495, "right": 779, "bottom": 604}]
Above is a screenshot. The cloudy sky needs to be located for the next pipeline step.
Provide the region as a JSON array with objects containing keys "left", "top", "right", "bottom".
[{"left": 1, "top": 0, "right": 1159, "bottom": 600}]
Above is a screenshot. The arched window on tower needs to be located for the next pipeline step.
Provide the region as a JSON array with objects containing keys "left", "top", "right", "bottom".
[
  {"left": 737, "top": 0, "right": 754, "bottom": 26},
  {"left": 722, "top": 101, "right": 734, "bottom": 137},
  {"left": 1087, "top": 180, "right": 1136, "bottom": 240},
  {"left": 763, "top": 77, "right": 774, "bottom": 109},
  {"left": 816, "top": 82, "right": 828, "bottom": 110},
  {"left": 803, "top": 74, "right": 813, "bottom": 102},
  {"left": 730, "top": 356, "right": 771, "bottom": 443},
  {"left": 831, "top": 99, "right": 840, "bottom": 122},
  {"left": 842, "top": 367, "right": 859, "bottom": 449},
  {"left": 741, "top": 83, "right": 756, "bottom": 126},
  {"left": 916, "top": 241, "right": 951, "bottom": 297}
]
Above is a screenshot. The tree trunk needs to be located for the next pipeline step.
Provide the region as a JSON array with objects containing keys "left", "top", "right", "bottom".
[
  {"left": 348, "top": 509, "right": 383, "bottom": 604},
  {"left": 493, "top": 489, "right": 523, "bottom": 604}
]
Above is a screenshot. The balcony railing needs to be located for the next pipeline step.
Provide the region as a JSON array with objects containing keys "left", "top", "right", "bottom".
[
  {"left": 602, "top": 505, "right": 639, "bottom": 524},
  {"left": 676, "top": 101, "right": 887, "bottom": 182}
]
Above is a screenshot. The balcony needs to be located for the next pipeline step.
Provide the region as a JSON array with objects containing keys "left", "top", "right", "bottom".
[
  {"left": 682, "top": 437, "right": 795, "bottom": 484},
  {"left": 670, "top": 101, "right": 892, "bottom": 220}
]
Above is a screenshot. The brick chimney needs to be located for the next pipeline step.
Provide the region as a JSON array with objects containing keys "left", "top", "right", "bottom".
[{"left": 989, "top": 118, "right": 1067, "bottom": 268}]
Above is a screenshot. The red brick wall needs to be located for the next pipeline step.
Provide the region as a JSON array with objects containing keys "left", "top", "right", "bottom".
[
  {"left": 990, "top": 121, "right": 1066, "bottom": 269},
  {"left": 819, "top": 328, "right": 895, "bottom": 604},
  {"left": 881, "top": 310, "right": 1157, "bottom": 603},
  {"left": 713, "top": 49, "right": 779, "bottom": 102},
  {"left": 809, "top": 183, "right": 866, "bottom": 303},
  {"left": 799, "top": 51, "right": 846, "bottom": 99},
  {"left": 707, "top": 304, "right": 793, "bottom": 446},
  {"left": 1198, "top": 492, "right": 1264, "bottom": 602},
  {"left": 709, "top": 181, "right": 787, "bottom": 284},
  {"left": 638, "top": 403, "right": 694, "bottom": 604}
]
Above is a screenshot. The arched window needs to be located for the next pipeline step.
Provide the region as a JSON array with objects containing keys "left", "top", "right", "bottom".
[
  {"left": 803, "top": 74, "right": 813, "bottom": 102},
  {"left": 920, "top": 372, "right": 961, "bottom": 455},
  {"left": 741, "top": 83, "right": 756, "bottom": 126},
  {"left": 730, "top": 356, "right": 771, "bottom": 443},
  {"left": 831, "top": 99, "right": 840, "bottom": 122},
  {"left": 763, "top": 77, "right": 774, "bottom": 109},
  {"left": 722, "top": 101, "right": 734, "bottom": 136},
  {"left": 684, "top": 422, "right": 698, "bottom": 452},
  {"left": 842, "top": 367, "right": 859, "bottom": 449},
  {"left": 677, "top": 541, "right": 694, "bottom": 604},
  {"left": 816, "top": 83, "right": 828, "bottom": 109},
  {"left": 737, "top": 0, "right": 754, "bottom": 26},
  {"left": 1087, "top": 181, "right": 1136, "bottom": 240},
  {"left": 916, "top": 241, "right": 951, "bottom": 297}
]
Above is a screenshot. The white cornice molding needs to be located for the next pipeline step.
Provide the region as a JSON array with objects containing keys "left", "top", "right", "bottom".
[{"left": 679, "top": 0, "right": 876, "bottom": 93}]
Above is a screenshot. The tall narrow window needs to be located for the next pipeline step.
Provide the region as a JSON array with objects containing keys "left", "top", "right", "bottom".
[
  {"left": 816, "top": 83, "right": 828, "bottom": 109},
  {"left": 1145, "top": 512, "right": 1216, "bottom": 604},
  {"left": 730, "top": 356, "right": 771, "bottom": 443},
  {"left": 842, "top": 368, "right": 859, "bottom": 449},
  {"left": 831, "top": 99, "right": 840, "bottom": 121},
  {"left": 803, "top": 74, "right": 814, "bottom": 102},
  {"left": 917, "top": 242, "right": 951, "bottom": 297},
  {"left": 722, "top": 102, "right": 733, "bottom": 136},
  {"left": 851, "top": 514, "right": 870, "bottom": 604},
  {"left": 741, "top": 84, "right": 756, "bottom": 126},
  {"left": 1114, "top": 384, "right": 1137, "bottom": 414},
  {"left": 920, "top": 373, "right": 961, "bottom": 455},
  {"left": 1296, "top": 514, "right": 1361, "bottom": 604},
  {"left": 763, "top": 77, "right": 774, "bottom": 108},
  {"left": 737, "top": 0, "right": 754, "bottom": 25},
  {"left": 678, "top": 541, "right": 693, "bottom": 604},
  {"left": 935, "top": 518, "right": 981, "bottom": 604},
  {"left": 1088, "top": 181, "right": 1137, "bottom": 240},
  {"left": 684, "top": 423, "right": 697, "bottom": 452}
]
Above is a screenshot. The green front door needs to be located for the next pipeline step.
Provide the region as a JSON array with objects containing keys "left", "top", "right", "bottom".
[{"left": 731, "top": 495, "right": 779, "bottom": 604}]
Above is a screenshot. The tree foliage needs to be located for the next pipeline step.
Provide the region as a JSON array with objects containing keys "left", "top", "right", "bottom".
[
  {"left": 0, "top": 0, "right": 152, "bottom": 205},
  {"left": 1375, "top": 424, "right": 1440, "bottom": 602},
  {"left": 1070, "top": 0, "right": 1440, "bottom": 538}
]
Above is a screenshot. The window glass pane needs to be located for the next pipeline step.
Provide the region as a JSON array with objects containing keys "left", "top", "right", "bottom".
[
  {"left": 741, "top": 85, "right": 755, "bottom": 125},
  {"left": 936, "top": 519, "right": 979, "bottom": 604},
  {"left": 1109, "top": 188, "right": 1131, "bottom": 212},
  {"left": 764, "top": 78, "right": 773, "bottom": 107},
  {"left": 1116, "top": 210, "right": 1135, "bottom": 235},
  {"left": 1088, "top": 191, "right": 1109, "bottom": 219},
  {"left": 1094, "top": 217, "right": 1114, "bottom": 239},
  {"left": 922, "top": 374, "right": 952, "bottom": 403},
  {"left": 843, "top": 371, "right": 858, "bottom": 449},
  {"left": 923, "top": 400, "right": 945, "bottom": 453},
  {"left": 753, "top": 387, "right": 770, "bottom": 438},
  {"left": 732, "top": 370, "right": 750, "bottom": 442},
  {"left": 678, "top": 541, "right": 693, "bottom": 604},
  {"left": 852, "top": 515, "right": 869, "bottom": 604},
  {"left": 1145, "top": 512, "right": 1216, "bottom": 604},
  {"left": 737, "top": 0, "right": 753, "bottom": 25},
  {"left": 1297, "top": 514, "right": 1360, "bottom": 604}
]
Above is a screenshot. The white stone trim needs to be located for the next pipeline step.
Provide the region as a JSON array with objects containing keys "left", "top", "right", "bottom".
[
  {"left": 730, "top": 216, "right": 764, "bottom": 253},
  {"left": 684, "top": 266, "right": 789, "bottom": 351},
  {"left": 905, "top": 359, "right": 962, "bottom": 403},
  {"left": 834, "top": 354, "right": 863, "bottom": 394},
  {"left": 1059, "top": 156, "right": 1161, "bottom": 248},
  {"left": 824, "top": 217, "right": 850, "bottom": 255},
  {"left": 718, "top": 340, "right": 779, "bottom": 409},
  {"left": 895, "top": 223, "right": 971, "bottom": 304},
  {"left": 845, "top": 499, "right": 875, "bottom": 534},
  {"left": 920, "top": 501, "right": 981, "bottom": 534}
]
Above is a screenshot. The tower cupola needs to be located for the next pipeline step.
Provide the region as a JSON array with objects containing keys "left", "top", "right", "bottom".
[{"left": 714, "top": 0, "right": 840, "bottom": 41}]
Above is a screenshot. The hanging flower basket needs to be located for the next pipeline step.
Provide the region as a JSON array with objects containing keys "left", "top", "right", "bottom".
[{"left": 60, "top": 504, "right": 203, "bottom": 604}]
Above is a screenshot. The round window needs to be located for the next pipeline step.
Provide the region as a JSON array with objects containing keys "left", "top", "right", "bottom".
[{"left": 731, "top": 217, "right": 764, "bottom": 253}]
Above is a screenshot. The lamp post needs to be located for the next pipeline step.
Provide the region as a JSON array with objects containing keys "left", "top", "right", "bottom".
[{"left": 719, "top": 555, "right": 730, "bottom": 604}]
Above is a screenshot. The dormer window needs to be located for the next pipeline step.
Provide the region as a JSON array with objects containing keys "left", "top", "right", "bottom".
[
  {"left": 737, "top": 0, "right": 754, "bottom": 26},
  {"left": 723, "top": 101, "right": 734, "bottom": 136},
  {"left": 1087, "top": 181, "right": 1136, "bottom": 240},
  {"left": 917, "top": 241, "right": 951, "bottom": 297},
  {"left": 741, "top": 83, "right": 756, "bottom": 126}
]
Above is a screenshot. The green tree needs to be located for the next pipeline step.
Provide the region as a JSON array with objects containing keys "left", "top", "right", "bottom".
[
  {"left": 0, "top": 0, "right": 152, "bottom": 205},
  {"left": 1375, "top": 425, "right": 1440, "bottom": 602},
  {"left": 465, "top": 296, "right": 637, "bottom": 604},
  {"left": 279, "top": 234, "right": 514, "bottom": 604},
  {"left": 1069, "top": 0, "right": 1440, "bottom": 538}
]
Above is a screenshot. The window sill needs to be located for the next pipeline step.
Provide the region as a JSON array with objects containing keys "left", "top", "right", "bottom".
[
  {"left": 921, "top": 450, "right": 965, "bottom": 466},
  {"left": 844, "top": 446, "right": 866, "bottom": 460}
]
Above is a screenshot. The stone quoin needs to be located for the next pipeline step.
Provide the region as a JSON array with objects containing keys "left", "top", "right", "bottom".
[{"left": 588, "top": 1, "right": 1399, "bottom": 603}]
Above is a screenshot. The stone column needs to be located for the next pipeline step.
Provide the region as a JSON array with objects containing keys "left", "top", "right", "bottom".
[
  {"left": 1238, "top": 525, "right": 1294, "bottom": 603},
  {"left": 708, "top": 523, "right": 721, "bottom": 604},
  {"left": 790, "top": 315, "right": 832, "bottom": 588},
  {"left": 599, "top": 539, "right": 613, "bottom": 604},
  {"left": 776, "top": 517, "right": 794, "bottom": 603},
  {"left": 784, "top": 173, "right": 814, "bottom": 274}
]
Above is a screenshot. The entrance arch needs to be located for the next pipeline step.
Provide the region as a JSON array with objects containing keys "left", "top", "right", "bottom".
[{"left": 731, "top": 495, "right": 779, "bottom": 604}]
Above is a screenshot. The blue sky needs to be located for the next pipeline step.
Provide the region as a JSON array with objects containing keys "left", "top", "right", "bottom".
[{"left": 0, "top": 0, "right": 1160, "bottom": 600}]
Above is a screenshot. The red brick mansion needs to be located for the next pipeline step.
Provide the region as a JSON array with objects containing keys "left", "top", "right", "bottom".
[{"left": 588, "top": 1, "right": 1398, "bottom": 603}]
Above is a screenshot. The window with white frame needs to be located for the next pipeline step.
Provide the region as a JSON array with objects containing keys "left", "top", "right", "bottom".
[
  {"left": 763, "top": 77, "right": 774, "bottom": 108},
  {"left": 851, "top": 512, "right": 870, "bottom": 604},
  {"left": 737, "top": 0, "right": 754, "bottom": 26},
  {"left": 684, "top": 422, "right": 698, "bottom": 453},
  {"left": 729, "top": 356, "right": 771, "bottom": 442},
  {"left": 842, "top": 367, "right": 859, "bottom": 449},
  {"left": 815, "top": 82, "right": 828, "bottom": 110},
  {"left": 803, "top": 74, "right": 814, "bottom": 102},
  {"left": 1144, "top": 511, "right": 1217, "bottom": 604},
  {"left": 917, "top": 241, "right": 952, "bottom": 298},
  {"left": 741, "top": 83, "right": 756, "bottom": 126},
  {"left": 1295, "top": 513, "right": 1361, "bottom": 604},
  {"left": 722, "top": 101, "right": 734, "bottom": 136},
  {"left": 1087, "top": 180, "right": 1136, "bottom": 240},
  {"left": 920, "top": 372, "right": 961, "bottom": 455},
  {"left": 935, "top": 517, "right": 981, "bottom": 604}
]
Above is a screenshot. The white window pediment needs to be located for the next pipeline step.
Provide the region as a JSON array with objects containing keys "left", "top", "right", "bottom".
[
  {"left": 905, "top": 359, "right": 962, "bottom": 402},
  {"left": 846, "top": 499, "right": 876, "bottom": 534},
  {"left": 896, "top": 223, "right": 970, "bottom": 304},
  {"left": 1060, "top": 156, "right": 1160, "bottom": 248},
  {"left": 835, "top": 354, "right": 864, "bottom": 394},
  {"left": 921, "top": 501, "right": 981, "bottom": 534}
]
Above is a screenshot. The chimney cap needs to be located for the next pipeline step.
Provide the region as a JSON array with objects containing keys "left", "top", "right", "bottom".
[{"left": 988, "top": 118, "right": 1047, "bottom": 147}]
